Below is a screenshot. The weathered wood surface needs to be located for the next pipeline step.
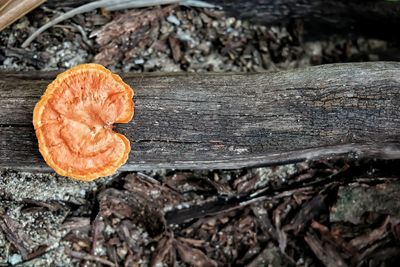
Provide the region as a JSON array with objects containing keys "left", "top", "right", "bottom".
[{"left": 1, "top": 62, "right": 400, "bottom": 171}]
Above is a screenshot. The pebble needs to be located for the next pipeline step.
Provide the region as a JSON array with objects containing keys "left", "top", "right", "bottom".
[
  {"left": 167, "top": 15, "right": 181, "bottom": 26},
  {"left": 8, "top": 254, "right": 22, "bottom": 265},
  {"left": 134, "top": 58, "right": 145, "bottom": 65}
]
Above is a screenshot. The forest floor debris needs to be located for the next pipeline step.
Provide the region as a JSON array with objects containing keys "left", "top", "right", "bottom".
[
  {"left": 1, "top": 4, "right": 400, "bottom": 266},
  {"left": 1, "top": 160, "right": 400, "bottom": 266},
  {"left": 0, "top": 4, "right": 395, "bottom": 72}
]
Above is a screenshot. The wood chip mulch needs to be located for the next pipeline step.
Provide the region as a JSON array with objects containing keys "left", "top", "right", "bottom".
[{"left": 2, "top": 159, "right": 400, "bottom": 266}]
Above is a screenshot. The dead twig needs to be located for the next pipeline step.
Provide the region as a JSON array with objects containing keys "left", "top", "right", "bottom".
[
  {"left": 65, "top": 247, "right": 116, "bottom": 267},
  {"left": 0, "top": 0, "right": 12, "bottom": 13},
  {"left": 304, "top": 231, "right": 348, "bottom": 267},
  {"left": 0, "top": 210, "right": 31, "bottom": 259},
  {"left": 0, "top": 0, "right": 45, "bottom": 31}
]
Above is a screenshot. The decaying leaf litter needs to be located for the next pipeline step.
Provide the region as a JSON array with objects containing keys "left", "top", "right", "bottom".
[
  {"left": 0, "top": 3, "right": 393, "bottom": 72},
  {"left": 2, "top": 160, "right": 400, "bottom": 266},
  {"left": 1, "top": 2, "right": 400, "bottom": 267}
]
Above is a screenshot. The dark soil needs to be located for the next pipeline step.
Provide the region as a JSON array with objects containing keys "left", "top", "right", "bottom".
[{"left": 1, "top": 3, "right": 400, "bottom": 267}]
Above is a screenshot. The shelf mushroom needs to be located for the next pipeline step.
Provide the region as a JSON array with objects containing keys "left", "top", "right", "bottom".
[{"left": 33, "top": 64, "right": 134, "bottom": 181}]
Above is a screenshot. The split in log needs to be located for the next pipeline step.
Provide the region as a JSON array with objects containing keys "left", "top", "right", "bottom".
[{"left": 1, "top": 62, "right": 400, "bottom": 171}]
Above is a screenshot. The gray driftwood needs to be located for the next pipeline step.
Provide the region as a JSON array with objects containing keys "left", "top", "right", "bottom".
[{"left": 1, "top": 62, "right": 400, "bottom": 172}]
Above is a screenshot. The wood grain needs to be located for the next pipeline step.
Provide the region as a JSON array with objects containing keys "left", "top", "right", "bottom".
[
  {"left": 0, "top": 0, "right": 13, "bottom": 13},
  {"left": 1, "top": 62, "right": 400, "bottom": 172},
  {"left": 0, "top": 0, "right": 45, "bottom": 31}
]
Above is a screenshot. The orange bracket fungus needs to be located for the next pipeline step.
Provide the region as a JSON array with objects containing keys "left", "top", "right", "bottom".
[{"left": 33, "top": 64, "right": 134, "bottom": 181}]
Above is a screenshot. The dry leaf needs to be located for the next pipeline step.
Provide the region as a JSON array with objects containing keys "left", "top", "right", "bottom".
[
  {"left": 175, "top": 239, "right": 217, "bottom": 267},
  {"left": 151, "top": 235, "right": 176, "bottom": 267}
]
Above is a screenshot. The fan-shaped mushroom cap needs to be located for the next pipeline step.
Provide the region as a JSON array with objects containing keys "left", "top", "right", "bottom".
[{"left": 33, "top": 64, "right": 134, "bottom": 181}]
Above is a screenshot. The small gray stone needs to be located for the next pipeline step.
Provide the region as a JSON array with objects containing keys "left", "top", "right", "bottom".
[
  {"left": 167, "top": 15, "right": 181, "bottom": 26},
  {"left": 8, "top": 254, "right": 22, "bottom": 265},
  {"left": 134, "top": 58, "right": 145, "bottom": 65}
]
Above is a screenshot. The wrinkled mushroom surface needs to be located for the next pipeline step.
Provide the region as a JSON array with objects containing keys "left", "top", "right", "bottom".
[{"left": 33, "top": 64, "right": 134, "bottom": 181}]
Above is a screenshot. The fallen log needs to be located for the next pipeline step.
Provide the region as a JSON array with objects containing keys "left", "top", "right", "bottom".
[{"left": 1, "top": 62, "right": 400, "bottom": 171}]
